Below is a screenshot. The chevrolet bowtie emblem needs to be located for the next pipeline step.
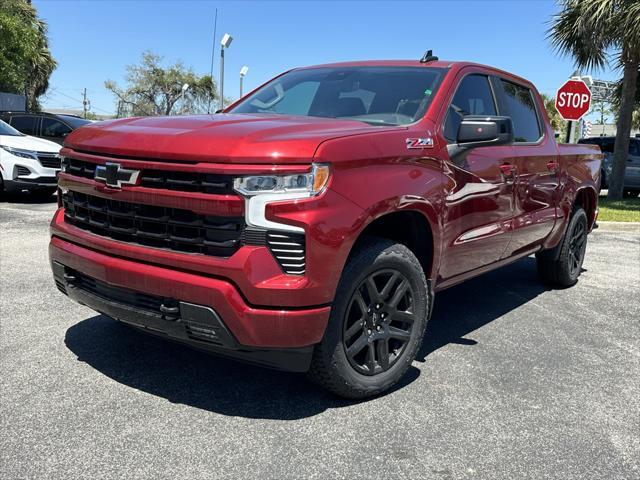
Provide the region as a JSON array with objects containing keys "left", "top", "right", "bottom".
[{"left": 94, "top": 162, "right": 140, "bottom": 189}]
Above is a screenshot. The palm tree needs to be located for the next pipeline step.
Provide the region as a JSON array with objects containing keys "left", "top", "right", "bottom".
[
  {"left": 540, "top": 93, "right": 567, "bottom": 134},
  {"left": 1, "top": 0, "right": 57, "bottom": 111},
  {"left": 548, "top": 0, "right": 640, "bottom": 200}
]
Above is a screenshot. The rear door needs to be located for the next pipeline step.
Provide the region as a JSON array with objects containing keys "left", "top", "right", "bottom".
[{"left": 493, "top": 78, "right": 560, "bottom": 256}]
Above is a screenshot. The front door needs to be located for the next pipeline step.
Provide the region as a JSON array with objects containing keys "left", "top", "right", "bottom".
[{"left": 438, "top": 72, "right": 515, "bottom": 282}]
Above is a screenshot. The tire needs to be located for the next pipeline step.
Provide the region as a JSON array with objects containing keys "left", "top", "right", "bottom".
[
  {"left": 536, "top": 207, "right": 588, "bottom": 288},
  {"left": 308, "top": 237, "right": 430, "bottom": 399}
]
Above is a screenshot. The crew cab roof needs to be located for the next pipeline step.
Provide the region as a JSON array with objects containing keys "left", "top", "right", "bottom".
[{"left": 294, "top": 60, "right": 537, "bottom": 90}]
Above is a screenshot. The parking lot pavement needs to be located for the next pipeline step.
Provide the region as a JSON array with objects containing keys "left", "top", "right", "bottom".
[{"left": 1, "top": 195, "right": 639, "bottom": 480}]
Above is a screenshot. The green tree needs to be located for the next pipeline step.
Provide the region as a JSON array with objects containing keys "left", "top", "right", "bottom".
[
  {"left": 0, "top": 0, "right": 57, "bottom": 111},
  {"left": 548, "top": 0, "right": 640, "bottom": 200},
  {"left": 540, "top": 92, "right": 567, "bottom": 133},
  {"left": 632, "top": 109, "right": 640, "bottom": 130},
  {"left": 612, "top": 74, "right": 640, "bottom": 130},
  {"left": 105, "top": 52, "right": 218, "bottom": 117}
]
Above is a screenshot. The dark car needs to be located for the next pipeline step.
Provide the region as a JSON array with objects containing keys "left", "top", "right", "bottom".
[
  {"left": 0, "top": 112, "right": 92, "bottom": 146},
  {"left": 578, "top": 136, "right": 640, "bottom": 195}
]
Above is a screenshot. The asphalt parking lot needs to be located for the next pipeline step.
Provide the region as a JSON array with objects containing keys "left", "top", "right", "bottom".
[{"left": 1, "top": 194, "right": 639, "bottom": 479}]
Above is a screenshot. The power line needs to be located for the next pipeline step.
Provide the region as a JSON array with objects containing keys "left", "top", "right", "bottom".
[{"left": 47, "top": 88, "right": 113, "bottom": 115}]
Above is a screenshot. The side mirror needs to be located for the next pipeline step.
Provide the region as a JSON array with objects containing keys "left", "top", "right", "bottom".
[{"left": 457, "top": 115, "right": 514, "bottom": 148}]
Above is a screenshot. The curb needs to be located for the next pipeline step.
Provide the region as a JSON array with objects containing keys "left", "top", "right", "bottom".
[{"left": 595, "top": 221, "right": 640, "bottom": 233}]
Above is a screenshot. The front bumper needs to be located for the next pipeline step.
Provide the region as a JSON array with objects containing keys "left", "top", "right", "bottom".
[
  {"left": 50, "top": 236, "right": 331, "bottom": 371},
  {"left": 4, "top": 177, "right": 58, "bottom": 192},
  {"left": 1, "top": 152, "right": 60, "bottom": 191}
]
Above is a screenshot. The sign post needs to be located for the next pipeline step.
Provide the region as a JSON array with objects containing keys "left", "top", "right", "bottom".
[{"left": 555, "top": 79, "right": 592, "bottom": 143}]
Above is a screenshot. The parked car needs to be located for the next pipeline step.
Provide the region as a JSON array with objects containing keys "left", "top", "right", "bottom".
[
  {"left": 0, "top": 112, "right": 91, "bottom": 145},
  {"left": 578, "top": 136, "right": 640, "bottom": 195},
  {"left": 0, "top": 120, "right": 61, "bottom": 197},
  {"left": 49, "top": 58, "right": 602, "bottom": 398}
]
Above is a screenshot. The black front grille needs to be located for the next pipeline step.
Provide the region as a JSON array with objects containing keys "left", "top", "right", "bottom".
[
  {"left": 38, "top": 154, "right": 62, "bottom": 169},
  {"left": 266, "top": 231, "right": 306, "bottom": 275},
  {"left": 62, "top": 157, "right": 235, "bottom": 195},
  {"left": 62, "top": 191, "right": 244, "bottom": 257},
  {"left": 139, "top": 170, "right": 233, "bottom": 194},
  {"left": 62, "top": 157, "right": 96, "bottom": 179}
]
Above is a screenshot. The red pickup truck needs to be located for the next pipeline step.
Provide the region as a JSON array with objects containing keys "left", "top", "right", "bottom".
[{"left": 50, "top": 58, "right": 602, "bottom": 398}]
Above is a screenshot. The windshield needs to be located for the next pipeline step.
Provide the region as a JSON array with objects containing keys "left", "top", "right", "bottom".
[
  {"left": 59, "top": 115, "right": 91, "bottom": 128},
  {"left": 229, "top": 66, "right": 445, "bottom": 126},
  {"left": 0, "top": 120, "right": 24, "bottom": 136}
]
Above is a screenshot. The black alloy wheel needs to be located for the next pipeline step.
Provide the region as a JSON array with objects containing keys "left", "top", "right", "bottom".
[
  {"left": 342, "top": 269, "right": 415, "bottom": 376},
  {"left": 567, "top": 214, "right": 587, "bottom": 278},
  {"left": 536, "top": 207, "right": 588, "bottom": 288},
  {"left": 307, "top": 237, "right": 430, "bottom": 399}
]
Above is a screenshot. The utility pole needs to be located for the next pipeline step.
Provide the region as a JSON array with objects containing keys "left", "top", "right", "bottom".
[{"left": 82, "top": 88, "right": 89, "bottom": 118}]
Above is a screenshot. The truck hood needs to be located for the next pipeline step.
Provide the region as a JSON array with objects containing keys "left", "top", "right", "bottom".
[
  {"left": 64, "top": 113, "right": 399, "bottom": 163},
  {"left": 0, "top": 134, "right": 60, "bottom": 153}
]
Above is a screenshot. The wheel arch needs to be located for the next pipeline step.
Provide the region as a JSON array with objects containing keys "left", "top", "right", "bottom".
[
  {"left": 574, "top": 185, "right": 598, "bottom": 230},
  {"left": 345, "top": 201, "right": 440, "bottom": 281}
]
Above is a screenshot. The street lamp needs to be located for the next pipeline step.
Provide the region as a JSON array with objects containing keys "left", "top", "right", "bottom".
[
  {"left": 180, "top": 83, "right": 189, "bottom": 115},
  {"left": 219, "top": 33, "right": 233, "bottom": 110},
  {"left": 239, "top": 66, "right": 249, "bottom": 98}
]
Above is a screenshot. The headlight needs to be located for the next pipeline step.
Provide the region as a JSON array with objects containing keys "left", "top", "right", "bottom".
[
  {"left": 233, "top": 164, "right": 330, "bottom": 196},
  {"left": 233, "top": 163, "right": 330, "bottom": 233},
  {"left": 0, "top": 145, "right": 38, "bottom": 160}
]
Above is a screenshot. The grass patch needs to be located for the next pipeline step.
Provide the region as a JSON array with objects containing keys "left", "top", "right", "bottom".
[{"left": 598, "top": 195, "right": 640, "bottom": 222}]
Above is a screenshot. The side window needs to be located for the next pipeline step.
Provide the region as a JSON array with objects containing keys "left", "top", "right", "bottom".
[
  {"left": 41, "top": 118, "right": 72, "bottom": 138},
  {"left": 499, "top": 80, "right": 542, "bottom": 142},
  {"left": 9, "top": 115, "right": 38, "bottom": 135},
  {"left": 444, "top": 75, "right": 496, "bottom": 143},
  {"left": 629, "top": 140, "right": 639, "bottom": 156}
]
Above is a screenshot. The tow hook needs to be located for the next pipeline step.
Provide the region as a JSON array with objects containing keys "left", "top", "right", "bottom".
[{"left": 160, "top": 303, "right": 180, "bottom": 321}]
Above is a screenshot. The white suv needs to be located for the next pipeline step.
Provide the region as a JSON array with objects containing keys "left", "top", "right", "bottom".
[{"left": 0, "top": 120, "right": 61, "bottom": 197}]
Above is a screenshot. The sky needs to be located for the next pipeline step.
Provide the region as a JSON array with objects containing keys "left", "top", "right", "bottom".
[{"left": 35, "top": 0, "right": 621, "bottom": 121}]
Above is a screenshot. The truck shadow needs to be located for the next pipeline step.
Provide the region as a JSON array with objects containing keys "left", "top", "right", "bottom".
[
  {"left": 1, "top": 191, "right": 57, "bottom": 204},
  {"left": 64, "top": 257, "right": 548, "bottom": 419},
  {"left": 418, "top": 257, "right": 550, "bottom": 361}
]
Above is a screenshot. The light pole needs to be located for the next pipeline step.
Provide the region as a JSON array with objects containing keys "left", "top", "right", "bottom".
[
  {"left": 219, "top": 33, "right": 233, "bottom": 111},
  {"left": 180, "top": 83, "right": 189, "bottom": 115},
  {"left": 239, "top": 66, "right": 249, "bottom": 98}
]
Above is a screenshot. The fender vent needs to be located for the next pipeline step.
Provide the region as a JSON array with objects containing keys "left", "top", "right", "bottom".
[{"left": 266, "top": 231, "right": 306, "bottom": 275}]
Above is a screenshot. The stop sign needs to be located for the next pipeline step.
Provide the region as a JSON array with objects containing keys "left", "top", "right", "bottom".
[{"left": 555, "top": 79, "right": 592, "bottom": 121}]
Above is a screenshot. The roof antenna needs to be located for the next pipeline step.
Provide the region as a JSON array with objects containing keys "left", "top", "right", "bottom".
[{"left": 420, "top": 49, "right": 439, "bottom": 63}]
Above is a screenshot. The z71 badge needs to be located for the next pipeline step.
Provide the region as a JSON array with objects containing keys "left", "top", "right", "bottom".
[{"left": 405, "top": 137, "right": 434, "bottom": 149}]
